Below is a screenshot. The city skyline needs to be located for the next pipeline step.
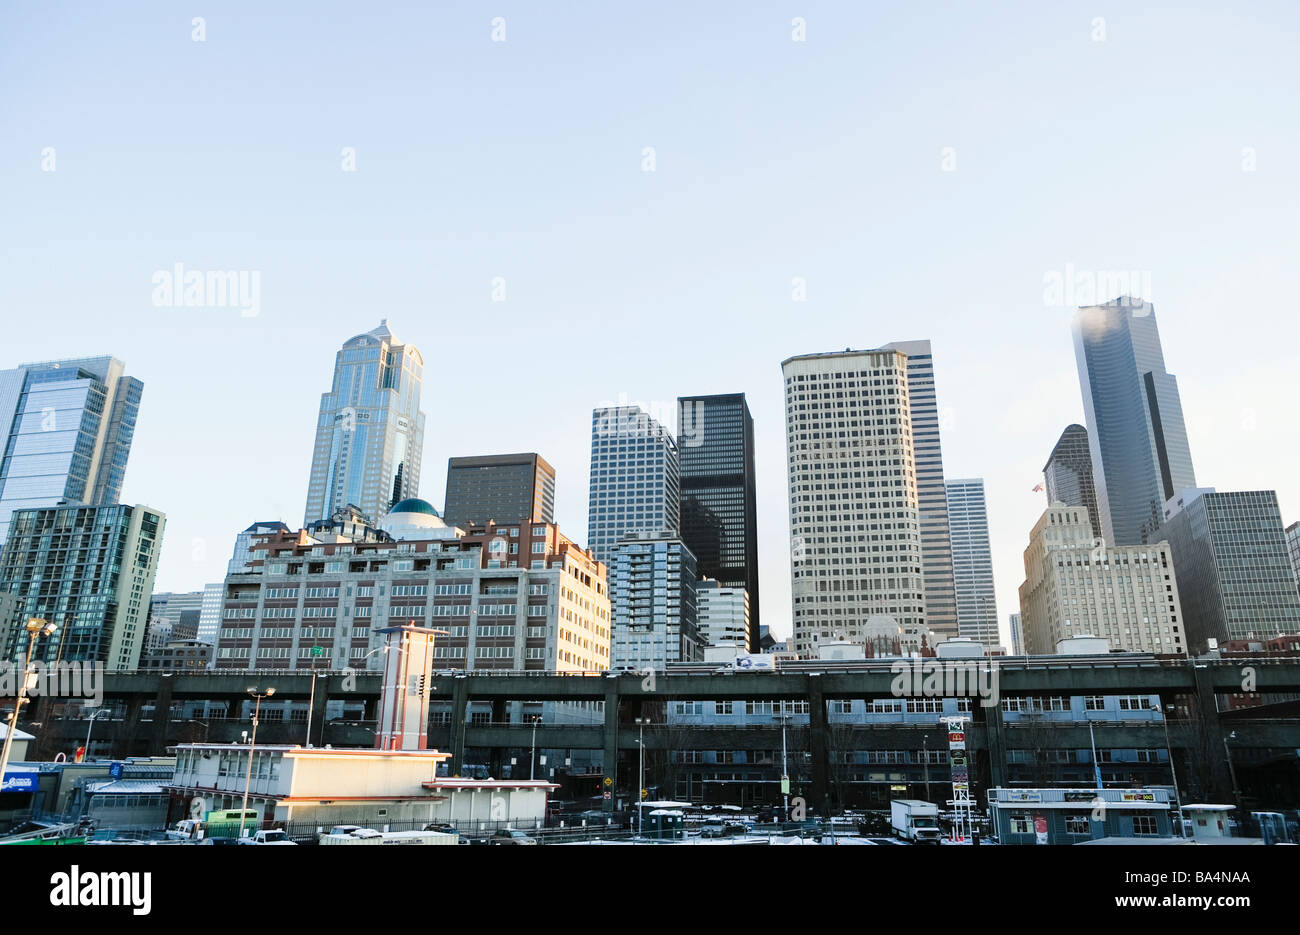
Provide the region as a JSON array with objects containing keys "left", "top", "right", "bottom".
[{"left": 6, "top": 4, "right": 1300, "bottom": 645}]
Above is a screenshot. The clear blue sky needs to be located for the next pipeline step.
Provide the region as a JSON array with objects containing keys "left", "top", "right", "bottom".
[{"left": 4, "top": 1, "right": 1299, "bottom": 643}]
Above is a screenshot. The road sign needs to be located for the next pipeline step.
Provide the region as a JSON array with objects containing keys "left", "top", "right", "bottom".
[
  {"left": 641, "top": 789, "right": 648, "bottom": 800},
  {"left": 109, "top": 762, "right": 123, "bottom": 779},
  {"left": 603, "top": 791, "right": 611, "bottom": 800},
  {"left": 311, "top": 645, "right": 323, "bottom": 657},
  {"left": 603, "top": 776, "right": 613, "bottom": 787}
]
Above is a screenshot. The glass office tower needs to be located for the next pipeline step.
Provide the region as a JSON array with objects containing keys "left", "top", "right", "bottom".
[
  {"left": 945, "top": 478, "right": 999, "bottom": 646},
  {"left": 304, "top": 321, "right": 426, "bottom": 526},
  {"left": 586, "top": 405, "right": 680, "bottom": 568},
  {"left": 0, "top": 356, "right": 142, "bottom": 545},
  {"left": 677, "top": 393, "right": 760, "bottom": 649},
  {"left": 1073, "top": 299, "right": 1196, "bottom": 545},
  {"left": 1043, "top": 424, "right": 1102, "bottom": 542}
]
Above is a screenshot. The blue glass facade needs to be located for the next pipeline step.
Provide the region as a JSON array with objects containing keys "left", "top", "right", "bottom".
[
  {"left": 304, "top": 321, "right": 426, "bottom": 525},
  {"left": 0, "top": 357, "right": 142, "bottom": 545},
  {"left": 1073, "top": 299, "right": 1196, "bottom": 545}
]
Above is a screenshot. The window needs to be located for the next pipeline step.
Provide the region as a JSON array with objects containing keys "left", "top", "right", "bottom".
[
  {"left": 1083, "top": 696, "right": 1105, "bottom": 711},
  {"left": 1065, "top": 815, "right": 1091, "bottom": 835},
  {"left": 1132, "top": 816, "right": 1158, "bottom": 836},
  {"left": 1009, "top": 814, "right": 1033, "bottom": 834}
]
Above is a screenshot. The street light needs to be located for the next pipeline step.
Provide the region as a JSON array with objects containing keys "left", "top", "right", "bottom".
[
  {"left": 239, "top": 687, "right": 275, "bottom": 840},
  {"left": 83, "top": 708, "right": 111, "bottom": 762},
  {"left": 1152, "top": 704, "right": 1183, "bottom": 835},
  {"left": 0, "top": 618, "right": 58, "bottom": 786},
  {"left": 634, "top": 716, "right": 650, "bottom": 838},
  {"left": 1222, "top": 730, "right": 1242, "bottom": 815},
  {"left": 528, "top": 715, "right": 542, "bottom": 781},
  {"left": 777, "top": 711, "right": 793, "bottom": 822}
]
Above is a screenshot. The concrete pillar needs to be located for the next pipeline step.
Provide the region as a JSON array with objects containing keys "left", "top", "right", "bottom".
[
  {"left": 448, "top": 677, "right": 468, "bottom": 774},
  {"left": 983, "top": 696, "right": 1007, "bottom": 790},
  {"left": 807, "top": 676, "right": 829, "bottom": 811},
  {"left": 148, "top": 677, "right": 174, "bottom": 754},
  {"left": 602, "top": 678, "right": 620, "bottom": 812},
  {"left": 307, "top": 678, "right": 329, "bottom": 747}
]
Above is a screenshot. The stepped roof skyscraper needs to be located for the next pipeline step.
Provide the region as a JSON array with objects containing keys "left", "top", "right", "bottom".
[{"left": 304, "top": 321, "right": 426, "bottom": 526}]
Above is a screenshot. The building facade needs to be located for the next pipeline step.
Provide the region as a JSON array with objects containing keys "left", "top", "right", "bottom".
[
  {"left": 443, "top": 452, "right": 556, "bottom": 527},
  {"left": 0, "top": 356, "right": 143, "bottom": 544},
  {"left": 881, "top": 341, "right": 958, "bottom": 642},
  {"left": 1018, "top": 503, "right": 1185, "bottom": 655},
  {"left": 1043, "top": 424, "right": 1102, "bottom": 542},
  {"left": 677, "top": 394, "right": 760, "bottom": 648},
  {"left": 1287, "top": 521, "right": 1300, "bottom": 599},
  {"left": 1161, "top": 489, "right": 1300, "bottom": 653},
  {"left": 196, "top": 582, "right": 224, "bottom": 649},
  {"left": 0, "top": 503, "right": 165, "bottom": 669},
  {"left": 144, "top": 590, "right": 204, "bottom": 654},
  {"left": 783, "top": 348, "right": 924, "bottom": 658},
  {"left": 1008, "top": 613, "right": 1024, "bottom": 655},
  {"left": 1073, "top": 299, "right": 1197, "bottom": 545},
  {"left": 609, "top": 533, "right": 699, "bottom": 669},
  {"left": 215, "top": 501, "right": 610, "bottom": 673},
  {"left": 304, "top": 321, "right": 426, "bottom": 526},
  {"left": 586, "top": 405, "right": 680, "bottom": 567},
  {"left": 228, "top": 521, "right": 291, "bottom": 576},
  {"left": 695, "top": 578, "right": 750, "bottom": 650},
  {"left": 945, "top": 478, "right": 999, "bottom": 646}
]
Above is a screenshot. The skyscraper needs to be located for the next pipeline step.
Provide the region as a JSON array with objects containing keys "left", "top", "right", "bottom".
[
  {"left": 0, "top": 503, "right": 164, "bottom": 669},
  {"left": 1043, "top": 424, "right": 1102, "bottom": 542},
  {"left": 1073, "top": 299, "right": 1196, "bottom": 545},
  {"left": 304, "top": 321, "right": 426, "bottom": 526},
  {"left": 677, "top": 393, "right": 760, "bottom": 649},
  {"left": 586, "top": 405, "right": 680, "bottom": 567},
  {"left": 945, "top": 478, "right": 999, "bottom": 646},
  {"left": 1161, "top": 488, "right": 1300, "bottom": 653},
  {"left": 783, "top": 347, "right": 925, "bottom": 658},
  {"left": 443, "top": 452, "right": 556, "bottom": 526},
  {"left": 609, "top": 533, "right": 699, "bottom": 669},
  {"left": 881, "top": 341, "right": 958, "bottom": 642},
  {"left": 0, "top": 356, "right": 142, "bottom": 544}
]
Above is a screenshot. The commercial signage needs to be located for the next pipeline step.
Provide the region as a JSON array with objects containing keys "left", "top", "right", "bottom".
[
  {"left": 1002, "top": 791, "right": 1042, "bottom": 803},
  {"left": 1, "top": 773, "right": 37, "bottom": 792},
  {"left": 1120, "top": 791, "right": 1156, "bottom": 802}
]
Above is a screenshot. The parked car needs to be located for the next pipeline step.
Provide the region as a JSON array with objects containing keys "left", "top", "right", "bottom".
[
  {"left": 491, "top": 828, "right": 537, "bottom": 846},
  {"left": 237, "top": 829, "right": 297, "bottom": 845},
  {"left": 424, "top": 823, "right": 458, "bottom": 835}
]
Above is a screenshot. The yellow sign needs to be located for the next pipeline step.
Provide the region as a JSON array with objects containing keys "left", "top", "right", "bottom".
[{"left": 603, "top": 776, "right": 613, "bottom": 787}]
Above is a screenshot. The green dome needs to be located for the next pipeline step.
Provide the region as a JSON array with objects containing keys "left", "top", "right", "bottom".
[{"left": 389, "top": 498, "right": 440, "bottom": 517}]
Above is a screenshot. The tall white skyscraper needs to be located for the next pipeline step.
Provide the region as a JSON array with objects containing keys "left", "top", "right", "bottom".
[
  {"left": 304, "top": 321, "right": 426, "bottom": 525},
  {"left": 586, "top": 405, "right": 680, "bottom": 567},
  {"left": 945, "top": 478, "right": 999, "bottom": 646},
  {"left": 0, "top": 356, "right": 143, "bottom": 544},
  {"left": 881, "top": 341, "right": 958, "bottom": 642},
  {"left": 782, "top": 348, "right": 924, "bottom": 659}
]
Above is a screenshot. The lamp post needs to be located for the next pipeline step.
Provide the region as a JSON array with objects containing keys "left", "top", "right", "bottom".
[
  {"left": 0, "top": 618, "right": 58, "bottom": 786},
  {"left": 239, "top": 687, "right": 275, "bottom": 840},
  {"left": 1152, "top": 704, "right": 1183, "bottom": 834},
  {"left": 83, "top": 708, "right": 111, "bottom": 762},
  {"left": 1222, "top": 730, "right": 1242, "bottom": 815},
  {"left": 634, "top": 716, "right": 649, "bottom": 837},
  {"left": 529, "top": 715, "right": 541, "bottom": 781},
  {"left": 778, "top": 711, "right": 792, "bottom": 822}
]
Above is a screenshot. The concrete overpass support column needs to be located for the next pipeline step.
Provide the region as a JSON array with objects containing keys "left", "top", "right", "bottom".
[
  {"left": 148, "top": 678, "right": 175, "bottom": 755},
  {"left": 1193, "top": 664, "right": 1231, "bottom": 802},
  {"left": 602, "top": 679, "right": 620, "bottom": 812},
  {"left": 308, "top": 679, "right": 329, "bottom": 748},
  {"left": 984, "top": 695, "right": 1007, "bottom": 791},
  {"left": 116, "top": 693, "right": 145, "bottom": 758},
  {"left": 807, "top": 676, "right": 829, "bottom": 812},
  {"left": 448, "top": 677, "right": 469, "bottom": 774}
]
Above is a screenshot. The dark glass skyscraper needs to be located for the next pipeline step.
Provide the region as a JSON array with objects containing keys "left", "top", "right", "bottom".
[
  {"left": 443, "top": 452, "right": 556, "bottom": 526},
  {"left": 1043, "top": 424, "right": 1101, "bottom": 541},
  {"left": 677, "top": 393, "right": 759, "bottom": 649},
  {"left": 1073, "top": 299, "right": 1196, "bottom": 545}
]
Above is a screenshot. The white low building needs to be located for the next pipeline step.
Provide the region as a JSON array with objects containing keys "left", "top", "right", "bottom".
[{"left": 167, "top": 744, "right": 556, "bottom": 831}]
